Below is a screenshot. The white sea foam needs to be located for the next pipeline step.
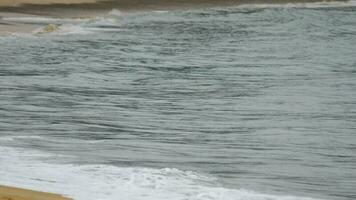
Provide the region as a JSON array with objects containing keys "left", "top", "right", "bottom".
[
  {"left": 237, "top": 0, "right": 356, "bottom": 9},
  {"left": 31, "top": 24, "right": 90, "bottom": 35},
  {"left": 108, "top": 9, "right": 123, "bottom": 17},
  {"left": 2, "top": 17, "right": 88, "bottom": 24},
  {"left": 0, "top": 146, "right": 322, "bottom": 200},
  {"left": 0, "top": 135, "right": 43, "bottom": 141},
  {"left": 2, "top": 9, "right": 122, "bottom": 25},
  {"left": 153, "top": 10, "right": 170, "bottom": 13},
  {"left": 2, "top": 9, "right": 123, "bottom": 36}
]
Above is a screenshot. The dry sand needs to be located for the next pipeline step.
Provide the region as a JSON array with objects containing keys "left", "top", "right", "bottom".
[{"left": 0, "top": 185, "right": 72, "bottom": 200}]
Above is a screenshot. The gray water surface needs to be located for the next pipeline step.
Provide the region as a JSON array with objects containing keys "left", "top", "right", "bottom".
[{"left": 1, "top": 5, "right": 356, "bottom": 200}]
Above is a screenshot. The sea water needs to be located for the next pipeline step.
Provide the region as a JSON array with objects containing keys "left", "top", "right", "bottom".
[{"left": 1, "top": 2, "right": 356, "bottom": 200}]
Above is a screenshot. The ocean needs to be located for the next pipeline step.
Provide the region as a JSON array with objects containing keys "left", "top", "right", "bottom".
[{"left": 1, "top": 1, "right": 356, "bottom": 200}]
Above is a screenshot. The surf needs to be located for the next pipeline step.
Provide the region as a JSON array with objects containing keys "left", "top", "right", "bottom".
[{"left": 0, "top": 146, "right": 322, "bottom": 200}]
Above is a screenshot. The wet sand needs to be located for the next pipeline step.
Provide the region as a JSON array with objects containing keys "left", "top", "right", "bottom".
[{"left": 0, "top": 185, "right": 72, "bottom": 200}]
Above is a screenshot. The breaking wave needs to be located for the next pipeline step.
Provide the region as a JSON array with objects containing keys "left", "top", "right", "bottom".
[
  {"left": 0, "top": 146, "right": 322, "bottom": 200},
  {"left": 1, "top": 9, "right": 123, "bottom": 35},
  {"left": 2, "top": 0, "right": 356, "bottom": 37},
  {"left": 236, "top": 0, "right": 356, "bottom": 8}
]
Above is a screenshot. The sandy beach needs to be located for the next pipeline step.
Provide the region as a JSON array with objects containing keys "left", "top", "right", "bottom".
[{"left": 0, "top": 185, "right": 72, "bottom": 200}]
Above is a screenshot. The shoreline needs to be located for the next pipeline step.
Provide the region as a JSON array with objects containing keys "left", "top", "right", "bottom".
[
  {"left": 0, "top": 185, "right": 72, "bottom": 200},
  {"left": 0, "top": 0, "right": 349, "bottom": 35},
  {"left": 0, "top": 0, "right": 348, "bottom": 14}
]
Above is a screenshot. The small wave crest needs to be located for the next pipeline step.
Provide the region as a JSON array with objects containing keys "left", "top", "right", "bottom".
[
  {"left": 0, "top": 135, "right": 43, "bottom": 141},
  {"left": 0, "top": 146, "right": 322, "bottom": 200},
  {"left": 237, "top": 0, "right": 356, "bottom": 9},
  {"left": 2, "top": 9, "right": 123, "bottom": 36}
]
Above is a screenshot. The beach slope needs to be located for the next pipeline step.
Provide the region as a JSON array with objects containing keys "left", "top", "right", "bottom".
[{"left": 0, "top": 185, "right": 72, "bottom": 200}]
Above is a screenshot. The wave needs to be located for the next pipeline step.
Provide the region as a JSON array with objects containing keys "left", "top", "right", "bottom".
[
  {"left": 0, "top": 135, "right": 43, "bottom": 141},
  {"left": 2, "top": 0, "right": 355, "bottom": 37},
  {"left": 1, "top": 17, "right": 88, "bottom": 24},
  {"left": 236, "top": 0, "right": 356, "bottom": 8},
  {"left": 1, "top": 9, "right": 122, "bottom": 36},
  {"left": 0, "top": 146, "right": 322, "bottom": 200}
]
